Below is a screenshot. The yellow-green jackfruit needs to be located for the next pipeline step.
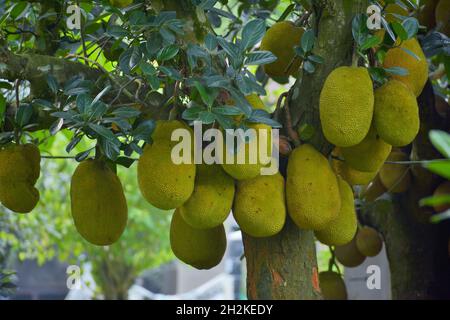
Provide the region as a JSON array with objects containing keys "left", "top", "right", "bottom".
[
  {"left": 383, "top": 38, "right": 428, "bottom": 97},
  {"left": 319, "top": 271, "right": 348, "bottom": 300},
  {"left": 170, "top": 209, "right": 226, "bottom": 269},
  {"left": 319, "top": 67, "right": 374, "bottom": 147},
  {"left": 335, "top": 235, "right": 366, "bottom": 267},
  {"left": 138, "top": 120, "right": 196, "bottom": 209},
  {"left": 341, "top": 126, "right": 392, "bottom": 172},
  {"left": 331, "top": 148, "right": 378, "bottom": 186},
  {"left": 221, "top": 123, "right": 272, "bottom": 181},
  {"left": 70, "top": 159, "right": 128, "bottom": 246},
  {"left": 315, "top": 177, "right": 357, "bottom": 246},
  {"left": 379, "top": 151, "right": 412, "bottom": 193},
  {"left": 233, "top": 172, "right": 286, "bottom": 237},
  {"left": 356, "top": 226, "right": 383, "bottom": 257},
  {"left": 109, "top": 0, "right": 133, "bottom": 8},
  {"left": 373, "top": 80, "right": 419, "bottom": 147},
  {"left": 286, "top": 144, "right": 341, "bottom": 230},
  {"left": 260, "top": 21, "right": 305, "bottom": 78},
  {"left": 0, "top": 143, "right": 40, "bottom": 213},
  {"left": 180, "top": 164, "right": 234, "bottom": 229}
]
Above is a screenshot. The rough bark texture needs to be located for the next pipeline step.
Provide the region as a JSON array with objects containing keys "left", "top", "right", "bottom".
[
  {"left": 243, "top": 0, "right": 368, "bottom": 300},
  {"left": 360, "top": 81, "right": 450, "bottom": 299}
]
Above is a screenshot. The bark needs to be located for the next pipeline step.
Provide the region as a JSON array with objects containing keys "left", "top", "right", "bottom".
[
  {"left": 243, "top": 0, "right": 368, "bottom": 300},
  {"left": 360, "top": 81, "right": 450, "bottom": 299}
]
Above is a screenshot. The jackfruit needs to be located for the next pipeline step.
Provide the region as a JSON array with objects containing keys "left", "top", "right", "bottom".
[
  {"left": 341, "top": 126, "right": 392, "bottom": 172},
  {"left": 418, "top": 0, "right": 439, "bottom": 30},
  {"left": 170, "top": 209, "right": 226, "bottom": 269},
  {"left": 315, "top": 177, "right": 357, "bottom": 246},
  {"left": 373, "top": 80, "right": 419, "bottom": 147},
  {"left": 435, "top": 0, "right": 450, "bottom": 35},
  {"left": 138, "top": 120, "right": 196, "bottom": 209},
  {"left": 0, "top": 143, "right": 40, "bottom": 213},
  {"left": 260, "top": 21, "right": 305, "bottom": 78},
  {"left": 286, "top": 144, "right": 340, "bottom": 230},
  {"left": 319, "top": 271, "right": 348, "bottom": 300},
  {"left": 109, "top": 0, "right": 133, "bottom": 8},
  {"left": 70, "top": 159, "right": 128, "bottom": 246},
  {"left": 361, "top": 174, "right": 387, "bottom": 202},
  {"left": 379, "top": 151, "right": 412, "bottom": 193},
  {"left": 356, "top": 226, "right": 383, "bottom": 257},
  {"left": 221, "top": 123, "right": 272, "bottom": 181},
  {"left": 331, "top": 148, "right": 378, "bottom": 186},
  {"left": 319, "top": 67, "right": 374, "bottom": 147},
  {"left": 383, "top": 38, "right": 428, "bottom": 97},
  {"left": 233, "top": 172, "right": 286, "bottom": 237},
  {"left": 335, "top": 235, "right": 366, "bottom": 267},
  {"left": 179, "top": 164, "right": 234, "bottom": 229},
  {"left": 432, "top": 181, "right": 450, "bottom": 212}
]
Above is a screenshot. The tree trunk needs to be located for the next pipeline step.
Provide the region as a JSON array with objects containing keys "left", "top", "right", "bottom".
[
  {"left": 360, "top": 81, "right": 450, "bottom": 299},
  {"left": 243, "top": 0, "right": 368, "bottom": 300}
]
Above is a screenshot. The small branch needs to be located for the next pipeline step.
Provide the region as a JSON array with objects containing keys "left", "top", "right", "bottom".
[{"left": 284, "top": 93, "right": 301, "bottom": 147}]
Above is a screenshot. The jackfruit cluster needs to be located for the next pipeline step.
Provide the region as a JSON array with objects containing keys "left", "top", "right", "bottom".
[
  {"left": 0, "top": 143, "right": 40, "bottom": 213},
  {"left": 70, "top": 159, "right": 128, "bottom": 246}
]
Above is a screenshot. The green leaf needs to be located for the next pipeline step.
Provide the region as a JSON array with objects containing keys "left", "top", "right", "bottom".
[
  {"left": 277, "top": 3, "right": 296, "bottom": 22},
  {"left": 391, "top": 21, "right": 408, "bottom": 41},
  {"left": 360, "top": 35, "right": 383, "bottom": 51},
  {"left": 430, "top": 210, "right": 450, "bottom": 223},
  {"left": 113, "top": 107, "right": 141, "bottom": 119},
  {"left": 384, "top": 66, "right": 409, "bottom": 76},
  {"left": 424, "top": 160, "right": 450, "bottom": 180},
  {"left": 420, "top": 194, "right": 450, "bottom": 208},
  {"left": 300, "top": 29, "right": 315, "bottom": 53},
  {"left": 199, "top": 0, "right": 218, "bottom": 10},
  {"left": 15, "top": 104, "right": 33, "bottom": 127},
  {"left": 157, "top": 45, "right": 179, "bottom": 61},
  {"left": 212, "top": 106, "right": 243, "bottom": 116},
  {"left": 182, "top": 106, "right": 204, "bottom": 121},
  {"left": 46, "top": 74, "right": 59, "bottom": 94},
  {"left": 352, "top": 14, "right": 369, "bottom": 45},
  {"left": 240, "top": 19, "right": 266, "bottom": 50},
  {"left": 76, "top": 94, "right": 92, "bottom": 114},
  {"left": 146, "top": 33, "right": 163, "bottom": 57},
  {"left": 116, "top": 157, "right": 135, "bottom": 168},
  {"left": 402, "top": 17, "right": 419, "bottom": 39},
  {"left": 198, "top": 111, "right": 216, "bottom": 124},
  {"left": 297, "top": 123, "right": 315, "bottom": 141},
  {"left": 90, "top": 85, "right": 111, "bottom": 108},
  {"left": 307, "top": 54, "right": 324, "bottom": 64},
  {"left": 10, "top": 2, "right": 28, "bottom": 20},
  {"left": 129, "top": 45, "right": 142, "bottom": 70},
  {"left": 88, "top": 123, "right": 119, "bottom": 145},
  {"left": 429, "top": 130, "right": 450, "bottom": 158},
  {"left": 194, "top": 81, "right": 217, "bottom": 108},
  {"left": 244, "top": 51, "right": 277, "bottom": 66},
  {"left": 0, "top": 81, "right": 13, "bottom": 90},
  {"left": 247, "top": 110, "right": 282, "bottom": 128},
  {"left": 75, "top": 149, "right": 91, "bottom": 162},
  {"left": 205, "top": 33, "right": 217, "bottom": 51},
  {"left": 133, "top": 119, "right": 155, "bottom": 143},
  {"left": 216, "top": 37, "right": 240, "bottom": 63},
  {"left": 303, "top": 60, "right": 315, "bottom": 73},
  {"left": 107, "top": 25, "right": 128, "bottom": 38},
  {"left": 0, "top": 94, "right": 6, "bottom": 127},
  {"left": 400, "top": 47, "right": 421, "bottom": 61},
  {"left": 159, "top": 66, "right": 182, "bottom": 80}
]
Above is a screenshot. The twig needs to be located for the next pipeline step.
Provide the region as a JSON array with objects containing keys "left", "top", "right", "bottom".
[
  {"left": 77, "top": 0, "right": 88, "bottom": 59},
  {"left": 283, "top": 92, "right": 301, "bottom": 146}
]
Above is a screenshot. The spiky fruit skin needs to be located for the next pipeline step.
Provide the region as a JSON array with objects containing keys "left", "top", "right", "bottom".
[
  {"left": 70, "top": 159, "right": 128, "bottom": 246},
  {"left": 260, "top": 21, "right": 304, "bottom": 78},
  {"left": 0, "top": 144, "right": 40, "bottom": 213},
  {"left": 341, "top": 126, "right": 392, "bottom": 172},
  {"left": 418, "top": 0, "right": 439, "bottom": 30},
  {"left": 138, "top": 120, "right": 196, "bottom": 210},
  {"left": 319, "top": 67, "right": 374, "bottom": 147},
  {"left": 180, "top": 164, "right": 234, "bottom": 229},
  {"left": 233, "top": 172, "right": 286, "bottom": 237},
  {"left": 432, "top": 181, "right": 450, "bottom": 212},
  {"left": 379, "top": 151, "right": 412, "bottom": 193},
  {"left": 286, "top": 144, "right": 340, "bottom": 230},
  {"left": 319, "top": 271, "right": 348, "bottom": 300},
  {"left": 170, "top": 209, "right": 226, "bottom": 270},
  {"left": 109, "top": 0, "right": 133, "bottom": 8},
  {"left": 335, "top": 235, "right": 366, "bottom": 267},
  {"left": 315, "top": 177, "right": 357, "bottom": 246},
  {"left": 221, "top": 123, "right": 272, "bottom": 181},
  {"left": 356, "top": 227, "right": 383, "bottom": 257},
  {"left": 435, "top": 0, "right": 450, "bottom": 35},
  {"left": 361, "top": 174, "right": 387, "bottom": 202},
  {"left": 331, "top": 148, "right": 378, "bottom": 186},
  {"left": 383, "top": 38, "right": 428, "bottom": 97},
  {"left": 373, "top": 80, "right": 419, "bottom": 147}
]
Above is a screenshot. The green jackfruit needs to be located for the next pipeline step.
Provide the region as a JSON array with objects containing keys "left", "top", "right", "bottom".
[
  {"left": 138, "top": 120, "right": 196, "bottom": 209},
  {"left": 356, "top": 226, "right": 383, "bottom": 257},
  {"left": 70, "top": 159, "right": 128, "bottom": 246},
  {"left": 383, "top": 38, "right": 428, "bottom": 97},
  {"left": 319, "top": 271, "right": 348, "bottom": 300},
  {"left": 373, "top": 80, "right": 419, "bottom": 147},
  {"left": 0, "top": 143, "right": 40, "bottom": 213},
  {"left": 170, "top": 209, "right": 226, "bottom": 269},
  {"left": 233, "top": 172, "right": 286, "bottom": 237},
  {"left": 315, "top": 177, "right": 357, "bottom": 246},
  {"left": 109, "top": 0, "right": 133, "bottom": 8},
  {"left": 260, "top": 21, "right": 305, "bottom": 78},
  {"left": 221, "top": 123, "right": 272, "bottom": 181},
  {"left": 341, "top": 126, "right": 392, "bottom": 172},
  {"left": 331, "top": 148, "right": 378, "bottom": 186},
  {"left": 379, "top": 151, "right": 412, "bottom": 193},
  {"left": 180, "top": 164, "right": 234, "bottom": 229},
  {"left": 335, "top": 235, "right": 366, "bottom": 267},
  {"left": 286, "top": 144, "right": 340, "bottom": 230},
  {"left": 319, "top": 67, "right": 374, "bottom": 147}
]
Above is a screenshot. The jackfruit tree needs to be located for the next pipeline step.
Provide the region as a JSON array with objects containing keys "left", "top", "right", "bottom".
[{"left": 0, "top": 0, "right": 449, "bottom": 300}]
